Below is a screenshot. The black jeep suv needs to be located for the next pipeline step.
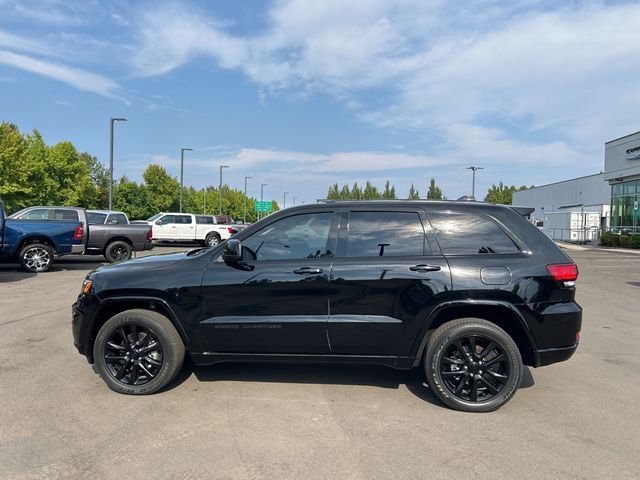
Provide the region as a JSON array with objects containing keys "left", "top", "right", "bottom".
[{"left": 72, "top": 201, "right": 581, "bottom": 412}]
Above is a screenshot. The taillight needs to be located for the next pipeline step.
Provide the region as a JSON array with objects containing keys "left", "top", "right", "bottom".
[
  {"left": 227, "top": 227, "right": 234, "bottom": 234},
  {"left": 73, "top": 225, "right": 84, "bottom": 240},
  {"left": 146, "top": 228, "right": 153, "bottom": 241},
  {"left": 546, "top": 263, "right": 578, "bottom": 282}
]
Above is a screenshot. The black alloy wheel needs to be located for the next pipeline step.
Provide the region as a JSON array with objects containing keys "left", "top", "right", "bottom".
[
  {"left": 103, "top": 324, "right": 164, "bottom": 386},
  {"left": 424, "top": 318, "right": 522, "bottom": 412},
  {"left": 94, "top": 309, "right": 185, "bottom": 395},
  {"left": 439, "top": 335, "right": 509, "bottom": 402},
  {"left": 105, "top": 240, "right": 132, "bottom": 263}
]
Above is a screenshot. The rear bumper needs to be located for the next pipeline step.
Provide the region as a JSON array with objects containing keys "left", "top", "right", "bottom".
[
  {"left": 134, "top": 241, "right": 154, "bottom": 252},
  {"left": 537, "top": 343, "right": 579, "bottom": 366}
]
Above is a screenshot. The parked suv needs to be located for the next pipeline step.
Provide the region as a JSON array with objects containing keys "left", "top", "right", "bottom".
[{"left": 72, "top": 201, "right": 581, "bottom": 412}]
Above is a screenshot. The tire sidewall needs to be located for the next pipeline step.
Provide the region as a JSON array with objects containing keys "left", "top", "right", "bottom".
[
  {"left": 19, "top": 243, "right": 53, "bottom": 273},
  {"left": 94, "top": 311, "right": 182, "bottom": 395},
  {"left": 205, "top": 233, "right": 220, "bottom": 247},
  {"left": 105, "top": 241, "right": 132, "bottom": 263},
  {"left": 425, "top": 322, "right": 522, "bottom": 412}
]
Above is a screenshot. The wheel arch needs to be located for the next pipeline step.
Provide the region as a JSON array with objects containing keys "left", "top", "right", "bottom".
[
  {"left": 16, "top": 235, "right": 58, "bottom": 255},
  {"left": 86, "top": 296, "right": 191, "bottom": 363},
  {"left": 412, "top": 301, "right": 538, "bottom": 367}
]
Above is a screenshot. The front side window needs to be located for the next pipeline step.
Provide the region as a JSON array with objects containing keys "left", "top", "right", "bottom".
[
  {"left": 429, "top": 212, "right": 519, "bottom": 254},
  {"left": 345, "top": 211, "right": 425, "bottom": 257},
  {"left": 157, "top": 215, "right": 175, "bottom": 225},
  {"left": 17, "top": 208, "right": 49, "bottom": 220},
  {"left": 241, "top": 212, "right": 334, "bottom": 261}
]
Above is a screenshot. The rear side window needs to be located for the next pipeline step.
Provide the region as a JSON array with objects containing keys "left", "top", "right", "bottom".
[
  {"left": 87, "top": 212, "right": 107, "bottom": 224},
  {"left": 174, "top": 215, "right": 192, "bottom": 224},
  {"left": 429, "top": 212, "right": 519, "bottom": 254},
  {"left": 107, "top": 214, "right": 128, "bottom": 224},
  {"left": 345, "top": 211, "right": 425, "bottom": 257},
  {"left": 196, "top": 215, "right": 214, "bottom": 224},
  {"left": 53, "top": 209, "right": 79, "bottom": 221}
]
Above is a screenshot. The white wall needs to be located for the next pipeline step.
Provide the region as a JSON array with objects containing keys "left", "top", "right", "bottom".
[
  {"left": 605, "top": 130, "right": 640, "bottom": 183},
  {"left": 512, "top": 173, "right": 610, "bottom": 223}
]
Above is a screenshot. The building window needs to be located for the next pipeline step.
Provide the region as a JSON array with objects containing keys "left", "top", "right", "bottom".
[{"left": 611, "top": 180, "right": 639, "bottom": 234}]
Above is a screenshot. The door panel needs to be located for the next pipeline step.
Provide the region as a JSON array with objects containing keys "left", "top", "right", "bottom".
[
  {"left": 327, "top": 209, "right": 451, "bottom": 356},
  {"left": 199, "top": 211, "right": 338, "bottom": 354}
]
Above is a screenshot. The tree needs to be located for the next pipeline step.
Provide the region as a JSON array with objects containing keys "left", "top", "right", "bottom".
[
  {"left": 81, "top": 152, "right": 109, "bottom": 209},
  {"left": 143, "top": 164, "right": 180, "bottom": 213},
  {"left": 351, "top": 182, "right": 362, "bottom": 200},
  {"left": 382, "top": 180, "right": 396, "bottom": 199},
  {"left": 339, "top": 184, "right": 351, "bottom": 200},
  {"left": 113, "top": 176, "right": 151, "bottom": 220},
  {"left": 408, "top": 184, "right": 420, "bottom": 199},
  {"left": 427, "top": 178, "right": 443, "bottom": 200},
  {"left": 0, "top": 122, "right": 29, "bottom": 212},
  {"left": 363, "top": 181, "right": 380, "bottom": 200},
  {"left": 484, "top": 182, "right": 528, "bottom": 205},
  {"left": 327, "top": 183, "right": 340, "bottom": 200}
]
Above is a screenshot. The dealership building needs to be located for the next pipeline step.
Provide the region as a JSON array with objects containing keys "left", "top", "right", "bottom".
[{"left": 604, "top": 130, "right": 640, "bottom": 234}]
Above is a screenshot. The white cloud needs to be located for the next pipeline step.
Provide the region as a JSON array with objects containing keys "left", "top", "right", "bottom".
[{"left": 0, "top": 49, "right": 125, "bottom": 101}]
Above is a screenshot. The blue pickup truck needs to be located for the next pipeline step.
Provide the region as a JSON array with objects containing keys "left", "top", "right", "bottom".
[{"left": 0, "top": 200, "right": 85, "bottom": 272}]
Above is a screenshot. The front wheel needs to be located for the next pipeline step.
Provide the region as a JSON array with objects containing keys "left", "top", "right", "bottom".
[
  {"left": 424, "top": 318, "right": 522, "bottom": 412},
  {"left": 93, "top": 309, "right": 185, "bottom": 395},
  {"left": 19, "top": 243, "right": 54, "bottom": 272},
  {"left": 104, "top": 240, "right": 132, "bottom": 263}
]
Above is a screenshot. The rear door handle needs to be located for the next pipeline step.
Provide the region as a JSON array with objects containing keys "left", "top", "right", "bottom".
[
  {"left": 293, "top": 267, "right": 323, "bottom": 274},
  {"left": 409, "top": 264, "right": 441, "bottom": 272}
]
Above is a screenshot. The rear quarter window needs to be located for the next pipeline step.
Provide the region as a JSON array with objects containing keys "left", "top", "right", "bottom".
[{"left": 428, "top": 212, "right": 519, "bottom": 255}]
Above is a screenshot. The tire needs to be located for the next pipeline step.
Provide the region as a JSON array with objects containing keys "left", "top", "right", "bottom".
[
  {"left": 104, "top": 240, "right": 132, "bottom": 263},
  {"left": 424, "top": 318, "right": 522, "bottom": 412},
  {"left": 204, "top": 233, "right": 221, "bottom": 247},
  {"left": 93, "top": 309, "right": 185, "bottom": 395},
  {"left": 18, "top": 243, "right": 54, "bottom": 273}
]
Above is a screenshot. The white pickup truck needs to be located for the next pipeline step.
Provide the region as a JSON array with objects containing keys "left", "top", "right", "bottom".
[{"left": 140, "top": 213, "right": 234, "bottom": 246}]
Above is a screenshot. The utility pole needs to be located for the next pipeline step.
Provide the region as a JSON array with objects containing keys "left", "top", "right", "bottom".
[
  {"left": 219, "top": 165, "right": 229, "bottom": 215},
  {"left": 108, "top": 117, "right": 127, "bottom": 210},
  {"left": 179, "top": 147, "right": 193, "bottom": 212},
  {"left": 243, "top": 176, "right": 252, "bottom": 224},
  {"left": 260, "top": 183, "right": 267, "bottom": 220},
  {"left": 467, "top": 166, "right": 484, "bottom": 198}
]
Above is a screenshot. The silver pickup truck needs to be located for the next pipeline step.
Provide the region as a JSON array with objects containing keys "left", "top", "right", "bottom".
[{"left": 9, "top": 207, "right": 152, "bottom": 263}]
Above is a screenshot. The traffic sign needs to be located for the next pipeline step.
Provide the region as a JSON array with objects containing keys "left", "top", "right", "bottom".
[{"left": 255, "top": 201, "right": 272, "bottom": 212}]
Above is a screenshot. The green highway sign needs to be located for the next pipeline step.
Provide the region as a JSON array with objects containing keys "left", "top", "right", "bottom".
[{"left": 255, "top": 201, "right": 272, "bottom": 212}]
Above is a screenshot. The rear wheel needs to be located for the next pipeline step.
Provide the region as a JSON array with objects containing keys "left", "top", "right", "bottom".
[
  {"left": 104, "top": 240, "right": 132, "bottom": 263},
  {"left": 93, "top": 309, "right": 185, "bottom": 395},
  {"left": 424, "top": 318, "right": 522, "bottom": 412},
  {"left": 19, "top": 243, "right": 54, "bottom": 272},
  {"left": 204, "top": 233, "right": 221, "bottom": 247}
]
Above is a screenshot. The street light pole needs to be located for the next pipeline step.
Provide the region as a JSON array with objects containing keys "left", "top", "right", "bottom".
[
  {"left": 293, "top": 196, "right": 297, "bottom": 206},
  {"left": 108, "top": 117, "right": 127, "bottom": 210},
  {"left": 260, "top": 183, "right": 267, "bottom": 220},
  {"left": 243, "top": 176, "right": 252, "bottom": 224},
  {"left": 467, "top": 166, "right": 484, "bottom": 198},
  {"left": 283, "top": 192, "right": 289, "bottom": 209},
  {"left": 179, "top": 147, "right": 193, "bottom": 213},
  {"left": 219, "top": 165, "right": 229, "bottom": 215}
]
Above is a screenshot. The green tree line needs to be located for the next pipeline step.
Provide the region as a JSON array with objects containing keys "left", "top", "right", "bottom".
[
  {"left": 326, "top": 178, "right": 445, "bottom": 200},
  {"left": 0, "top": 122, "right": 275, "bottom": 221}
]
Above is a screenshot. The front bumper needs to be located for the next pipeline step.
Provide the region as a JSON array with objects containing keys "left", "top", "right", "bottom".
[{"left": 72, "top": 294, "right": 97, "bottom": 362}]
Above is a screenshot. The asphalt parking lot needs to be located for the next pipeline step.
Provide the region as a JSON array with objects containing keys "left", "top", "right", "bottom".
[{"left": 1, "top": 245, "right": 639, "bottom": 479}]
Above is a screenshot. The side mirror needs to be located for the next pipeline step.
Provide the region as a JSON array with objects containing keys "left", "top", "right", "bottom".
[
  {"left": 222, "top": 238, "right": 242, "bottom": 262},
  {"left": 155, "top": 220, "right": 162, "bottom": 225}
]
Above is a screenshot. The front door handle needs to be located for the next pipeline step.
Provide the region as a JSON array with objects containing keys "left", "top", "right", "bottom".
[
  {"left": 409, "top": 264, "right": 441, "bottom": 272},
  {"left": 293, "top": 267, "right": 323, "bottom": 275}
]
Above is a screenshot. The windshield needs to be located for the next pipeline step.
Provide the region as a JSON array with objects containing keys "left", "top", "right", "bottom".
[
  {"left": 146, "top": 213, "right": 163, "bottom": 222},
  {"left": 87, "top": 212, "right": 107, "bottom": 224}
]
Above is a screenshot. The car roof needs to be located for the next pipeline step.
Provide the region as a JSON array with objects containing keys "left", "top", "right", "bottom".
[
  {"left": 87, "top": 210, "right": 126, "bottom": 215},
  {"left": 280, "top": 200, "right": 511, "bottom": 212}
]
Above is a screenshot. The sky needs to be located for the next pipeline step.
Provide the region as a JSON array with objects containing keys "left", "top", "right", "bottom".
[{"left": 1, "top": 0, "right": 640, "bottom": 206}]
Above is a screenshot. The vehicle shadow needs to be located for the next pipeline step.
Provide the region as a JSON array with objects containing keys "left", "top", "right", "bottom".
[
  {"left": 166, "top": 358, "right": 535, "bottom": 408},
  {"left": 0, "top": 264, "right": 36, "bottom": 282},
  {"left": 50, "top": 256, "right": 106, "bottom": 272}
]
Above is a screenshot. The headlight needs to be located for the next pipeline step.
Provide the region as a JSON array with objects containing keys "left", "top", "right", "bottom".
[{"left": 81, "top": 279, "right": 93, "bottom": 295}]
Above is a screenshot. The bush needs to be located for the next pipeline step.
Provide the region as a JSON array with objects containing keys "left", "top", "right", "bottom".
[
  {"left": 600, "top": 232, "right": 619, "bottom": 247},
  {"left": 630, "top": 235, "right": 640, "bottom": 249},
  {"left": 619, "top": 235, "right": 631, "bottom": 247}
]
